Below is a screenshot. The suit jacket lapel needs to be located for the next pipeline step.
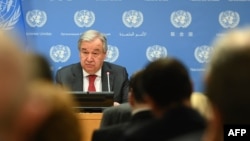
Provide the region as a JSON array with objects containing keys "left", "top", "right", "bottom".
[
  {"left": 102, "top": 62, "right": 113, "bottom": 92},
  {"left": 71, "top": 63, "right": 83, "bottom": 91}
]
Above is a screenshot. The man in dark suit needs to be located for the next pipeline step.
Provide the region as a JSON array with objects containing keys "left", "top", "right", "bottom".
[
  {"left": 55, "top": 30, "right": 129, "bottom": 105},
  {"left": 122, "top": 58, "right": 206, "bottom": 141},
  {"left": 100, "top": 102, "right": 132, "bottom": 128},
  {"left": 91, "top": 70, "right": 153, "bottom": 141}
]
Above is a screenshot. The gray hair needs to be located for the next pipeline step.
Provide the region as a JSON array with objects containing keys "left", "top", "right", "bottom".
[
  {"left": 205, "top": 26, "right": 250, "bottom": 124},
  {"left": 206, "top": 26, "right": 250, "bottom": 75},
  {"left": 77, "top": 30, "right": 107, "bottom": 53}
]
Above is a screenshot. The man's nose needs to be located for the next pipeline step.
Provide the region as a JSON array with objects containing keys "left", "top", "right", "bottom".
[{"left": 86, "top": 54, "right": 94, "bottom": 61}]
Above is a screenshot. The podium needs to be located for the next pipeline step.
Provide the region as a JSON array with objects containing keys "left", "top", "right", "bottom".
[
  {"left": 78, "top": 113, "right": 103, "bottom": 141},
  {"left": 73, "top": 92, "right": 113, "bottom": 141}
]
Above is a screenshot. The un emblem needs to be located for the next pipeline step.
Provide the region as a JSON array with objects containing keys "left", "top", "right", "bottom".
[
  {"left": 194, "top": 45, "right": 213, "bottom": 63},
  {"left": 105, "top": 45, "right": 119, "bottom": 63},
  {"left": 122, "top": 10, "right": 143, "bottom": 28},
  {"left": 146, "top": 45, "right": 167, "bottom": 62},
  {"left": 0, "top": 0, "right": 21, "bottom": 30},
  {"left": 50, "top": 45, "right": 71, "bottom": 63},
  {"left": 74, "top": 10, "right": 95, "bottom": 28},
  {"left": 26, "top": 10, "right": 47, "bottom": 27},
  {"left": 219, "top": 10, "right": 240, "bottom": 29},
  {"left": 171, "top": 10, "right": 192, "bottom": 28}
]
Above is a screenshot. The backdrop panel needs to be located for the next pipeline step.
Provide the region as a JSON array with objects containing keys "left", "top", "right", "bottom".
[{"left": 17, "top": 0, "right": 250, "bottom": 92}]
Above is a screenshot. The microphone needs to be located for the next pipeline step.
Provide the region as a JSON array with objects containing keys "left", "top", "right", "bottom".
[{"left": 107, "top": 72, "right": 111, "bottom": 92}]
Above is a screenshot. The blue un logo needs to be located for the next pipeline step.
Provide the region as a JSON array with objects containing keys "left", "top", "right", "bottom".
[
  {"left": 122, "top": 10, "right": 143, "bottom": 28},
  {"left": 50, "top": 45, "right": 71, "bottom": 63},
  {"left": 105, "top": 45, "right": 119, "bottom": 63},
  {"left": 74, "top": 10, "right": 95, "bottom": 28},
  {"left": 0, "top": 0, "right": 21, "bottom": 30},
  {"left": 171, "top": 10, "right": 192, "bottom": 28},
  {"left": 194, "top": 45, "right": 213, "bottom": 63},
  {"left": 219, "top": 10, "right": 240, "bottom": 29},
  {"left": 146, "top": 45, "right": 167, "bottom": 62},
  {"left": 26, "top": 10, "right": 47, "bottom": 28}
]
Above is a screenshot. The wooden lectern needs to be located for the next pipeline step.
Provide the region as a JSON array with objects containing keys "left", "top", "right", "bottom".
[
  {"left": 78, "top": 113, "right": 103, "bottom": 141},
  {"left": 73, "top": 92, "right": 113, "bottom": 141}
]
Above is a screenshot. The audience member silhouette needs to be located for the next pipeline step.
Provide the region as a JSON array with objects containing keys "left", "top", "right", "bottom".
[
  {"left": 25, "top": 52, "right": 53, "bottom": 82},
  {"left": 0, "top": 29, "right": 82, "bottom": 141},
  {"left": 1, "top": 80, "right": 82, "bottom": 141},
  {"left": 100, "top": 103, "right": 131, "bottom": 128},
  {"left": 0, "top": 29, "right": 29, "bottom": 134},
  {"left": 92, "top": 70, "right": 153, "bottom": 141},
  {"left": 203, "top": 26, "right": 250, "bottom": 141},
  {"left": 122, "top": 58, "right": 206, "bottom": 141},
  {"left": 100, "top": 91, "right": 212, "bottom": 130}
]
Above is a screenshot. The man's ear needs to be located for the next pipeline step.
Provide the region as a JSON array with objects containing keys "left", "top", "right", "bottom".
[
  {"left": 203, "top": 73, "right": 210, "bottom": 86},
  {"left": 144, "top": 94, "right": 167, "bottom": 118},
  {"left": 144, "top": 94, "right": 160, "bottom": 116},
  {"left": 144, "top": 95, "right": 154, "bottom": 108},
  {"left": 128, "top": 90, "right": 134, "bottom": 106}
]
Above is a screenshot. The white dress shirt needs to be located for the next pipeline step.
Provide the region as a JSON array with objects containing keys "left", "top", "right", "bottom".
[{"left": 82, "top": 69, "right": 102, "bottom": 92}]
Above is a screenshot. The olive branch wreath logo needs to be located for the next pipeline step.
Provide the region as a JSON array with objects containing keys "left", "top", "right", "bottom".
[{"left": 0, "top": 6, "right": 21, "bottom": 30}]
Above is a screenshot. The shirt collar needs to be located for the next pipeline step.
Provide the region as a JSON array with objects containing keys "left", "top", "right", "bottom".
[
  {"left": 132, "top": 107, "right": 151, "bottom": 115},
  {"left": 83, "top": 68, "right": 102, "bottom": 77}
]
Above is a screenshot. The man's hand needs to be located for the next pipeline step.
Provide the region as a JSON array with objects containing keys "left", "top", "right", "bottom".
[{"left": 113, "top": 102, "right": 120, "bottom": 106}]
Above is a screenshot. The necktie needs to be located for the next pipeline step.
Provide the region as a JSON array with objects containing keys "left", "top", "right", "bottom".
[{"left": 88, "top": 75, "right": 97, "bottom": 92}]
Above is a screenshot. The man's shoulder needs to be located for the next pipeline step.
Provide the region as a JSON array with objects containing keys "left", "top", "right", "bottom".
[
  {"left": 103, "top": 62, "right": 126, "bottom": 70},
  {"left": 96, "top": 123, "right": 126, "bottom": 133},
  {"left": 57, "top": 62, "right": 80, "bottom": 72},
  {"left": 93, "top": 123, "right": 128, "bottom": 141},
  {"left": 103, "top": 103, "right": 131, "bottom": 114}
]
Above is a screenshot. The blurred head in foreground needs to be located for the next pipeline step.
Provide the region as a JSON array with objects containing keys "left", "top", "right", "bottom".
[
  {"left": 204, "top": 26, "right": 250, "bottom": 141},
  {"left": 25, "top": 52, "right": 53, "bottom": 82},
  {"left": 1, "top": 80, "right": 82, "bottom": 141},
  {"left": 141, "top": 57, "right": 193, "bottom": 118},
  {"left": 0, "top": 29, "right": 82, "bottom": 141},
  {"left": 0, "top": 29, "right": 29, "bottom": 127},
  {"left": 128, "top": 69, "right": 151, "bottom": 112}
]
